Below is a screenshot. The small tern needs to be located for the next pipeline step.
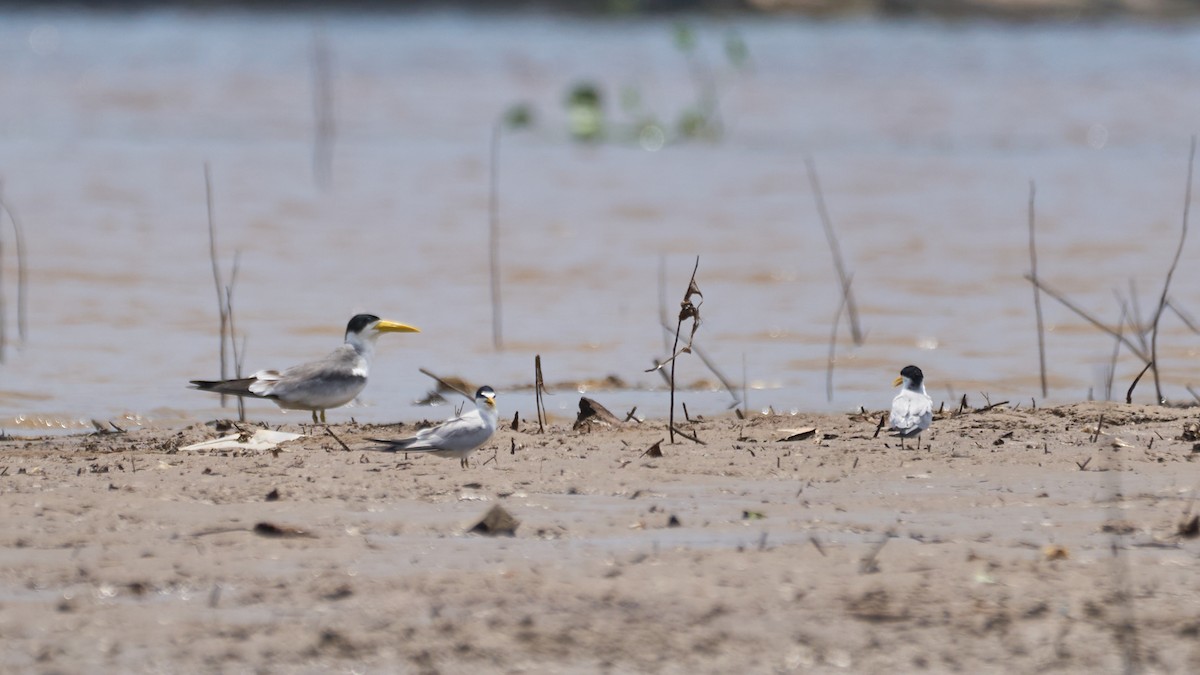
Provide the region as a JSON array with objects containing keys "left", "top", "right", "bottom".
[
  {"left": 371, "top": 386, "right": 498, "bottom": 468},
  {"left": 190, "top": 313, "right": 419, "bottom": 423},
  {"left": 890, "top": 364, "right": 932, "bottom": 449}
]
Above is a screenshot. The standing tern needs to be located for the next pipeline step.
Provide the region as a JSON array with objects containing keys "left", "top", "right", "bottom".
[
  {"left": 371, "top": 386, "right": 498, "bottom": 468},
  {"left": 189, "top": 313, "right": 419, "bottom": 423},
  {"left": 890, "top": 364, "right": 932, "bottom": 449}
]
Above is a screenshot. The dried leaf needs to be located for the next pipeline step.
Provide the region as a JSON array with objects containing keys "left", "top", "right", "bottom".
[{"left": 777, "top": 427, "right": 817, "bottom": 442}]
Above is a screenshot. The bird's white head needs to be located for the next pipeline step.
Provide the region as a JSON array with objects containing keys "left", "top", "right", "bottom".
[{"left": 475, "top": 386, "right": 497, "bottom": 409}]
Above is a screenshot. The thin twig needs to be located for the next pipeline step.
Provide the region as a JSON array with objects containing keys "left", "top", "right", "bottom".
[
  {"left": 656, "top": 320, "right": 739, "bottom": 406},
  {"left": 1128, "top": 278, "right": 1148, "bottom": 350},
  {"left": 805, "top": 155, "right": 863, "bottom": 346},
  {"left": 311, "top": 28, "right": 334, "bottom": 189},
  {"left": 204, "top": 163, "right": 230, "bottom": 407},
  {"left": 1150, "top": 136, "right": 1195, "bottom": 404},
  {"left": 323, "top": 425, "right": 351, "bottom": 452},
  {"left": 1126, "top": 360, "right": 1154, "bottom": 405},
  {"left": 672, "top": 254, "right": 700, "bottom": 439},
  {"left": 826, "top": 275, "right": 849, "bottom": 402},
  {"left": 671, "top": 426, "right": 706, "bottom": 445},
  {"left": 1028, "top": 181, "right": 1048, "bottom": 398},
  {"left": 417, "top": 368, "right": 473, "bottom": 400},
  {"left": 972, "top": 400, "right": 1010, "bottom": 414},
  {"left": 489, "top": 119, "right": 503, "bottom": 350},
  {"left": 1166, "top": 299, "right": 1200, "bottom": 334},
  {"left": 226, "top": 252, "right": 245, "bottom": 421},
  {"left": 741, "top": 353, "right": 748, "bottom": 419},
  {"left": 1104, "top": 306, "right": 1127, "bottom": 401},
  {"left": 1023, "top": 274, "right": 1149, "bottom": 362},
  {"left": 534, "top": 355, "right": 546, "bottom": 433}
]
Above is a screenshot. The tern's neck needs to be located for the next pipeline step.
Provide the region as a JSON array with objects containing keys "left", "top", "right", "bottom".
[
  {"left": 478, "top": 401, "right": 499, "bottom": 426},
  {"left": 346, "top": 333, "right": 376, "bottom": 360},
  {"left": 907, "top": 381, "right": 927, "bottom": 395}
]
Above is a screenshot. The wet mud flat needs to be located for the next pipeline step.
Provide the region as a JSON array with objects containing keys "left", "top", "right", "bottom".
[{"left": 1, "top": 401, "right": 1199, "bottom": 673}]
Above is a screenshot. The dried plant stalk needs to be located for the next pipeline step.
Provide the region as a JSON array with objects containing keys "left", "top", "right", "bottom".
[
  {"left": 311, "top": 28, "right": 335, "bottom": 190},
  {"left": 1149, "top": 136, "right": 1196, "bottom": 403},
  {"left": 534, "top": 354, "right": 546, "bottom": 433},
  {"left": 805, "top": 156, "right": 862, "bottom": 346},
  {"left": 204, "top": 163, "right": 230, "bottom": 407},
  {"left": 646, "top": 257, "right": 702, "bottom": 443},
  {"left": 490, "top": 121, "right": 503, "bottom": 350},
  {"left": 1028, "top": 181, "right": 1048, "bottom": 398}
]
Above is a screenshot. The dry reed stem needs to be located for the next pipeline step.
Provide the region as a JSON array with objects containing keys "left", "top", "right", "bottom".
[
  {"left": 741, "top": 353, "right": 748, "bottom": 418},
  {"left": 656, "top": 320, "right": 739, "bottom": 407},
  {"left": 489, "top": 120, "right": 503, "bottom": 350},
  {"left": 804, "top": 155, "right": 863, "bottom": 346},
  {"left": 1104, "top": 306, "right": 1128, "bottom": 401},
  {"left": 826, "top": 276, "right": 849, "bottom": 402},
  {"left": 204, "top": 163, "right": 230, "bottom": 407},
  {"left": 417, "top": 368, "right": 473, "bottom": 400},
  {"left": 1023, "top": 274, "right": 1150, "bottom": 362},
  {"left": 534, "top": 355, "right": 546, "bottom": 433},
  {"left": 671, "top": 426, "right": 705, "bottom": 445},
  {"left": 1027, "top": 181, "right": 1048, "bottom": 398},
  {"left": 1149, "top": 136, "right": 1196, "bottom": 403},
  {"left": 311, "top": 28, "right": 334, "bottom": 190},
  {"left": 224, "top": 284, "right": 245, "bottom": 423},
  {"left": 648, "top": 257, "right": 700, "bottom": 441},
  {"left": 1124, "top": 279, "right": 1150, "bottom": 353},
  {"left": 1126, "top": 360, "right": 1154, "bottom": 405},
  {"left": 323, "top": 425, "right": 350, "bottom": 452},
  {"left": 1166, "top": 299, "right": 1200, "bottom": 334}
]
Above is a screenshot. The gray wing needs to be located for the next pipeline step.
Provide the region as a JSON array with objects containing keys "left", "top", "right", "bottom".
[
  {"left": 255, "top": 346, "right": 366, "bottom": 409},
  {"left": 375, "top": 411, "right": 493, "bottom": 453}
]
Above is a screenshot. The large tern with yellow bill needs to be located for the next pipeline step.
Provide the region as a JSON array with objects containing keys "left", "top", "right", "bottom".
[
  {"left": 889, "top": 364, "right": 932, "bottom": 449},
  {"left": 190, "top": 314, "right": 419, "bottom": 423}
]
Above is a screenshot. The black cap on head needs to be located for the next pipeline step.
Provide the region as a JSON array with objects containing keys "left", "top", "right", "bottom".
[
  {"left": 475, "top": 386, "right": 495, "bottom": 398},
  {"left": 900, "top": 365, "right": 924, "bottom": 384},
  {"left": 346, "top": 314, "right": 381, "bottom": 335}
]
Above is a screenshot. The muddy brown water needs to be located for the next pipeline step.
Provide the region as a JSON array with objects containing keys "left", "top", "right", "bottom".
[{"left": 3, "top": 12, "right": 1200, "bottom": 433}]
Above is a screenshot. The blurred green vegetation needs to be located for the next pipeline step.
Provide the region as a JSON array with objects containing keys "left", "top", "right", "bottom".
[{"left": 530, "top": 23, "right": 751, "bottom": 147}]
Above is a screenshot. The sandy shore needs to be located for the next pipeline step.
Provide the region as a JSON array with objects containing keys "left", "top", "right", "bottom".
[{"left": 2, "top": 400, "right": 1199, "bottom": 673}]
